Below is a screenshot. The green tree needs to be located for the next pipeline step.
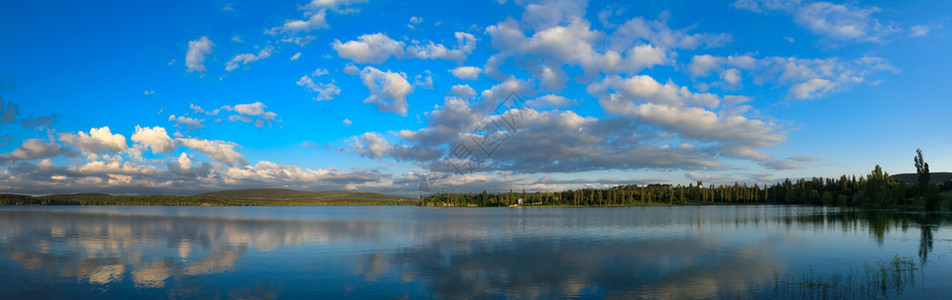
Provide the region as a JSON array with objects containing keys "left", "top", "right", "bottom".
[{"left": 915, "top": 148, "right": 937, "bottom": 210}]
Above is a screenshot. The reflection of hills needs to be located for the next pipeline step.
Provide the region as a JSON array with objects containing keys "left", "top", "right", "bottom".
[
  {"left": 0, "top": 206, "right": 947, "bottom": 298},
  {"left": 360, "top": 235, "right": 785, "bottom": 299},
  {"left": 0, "top": 208, "right": 393, "bottom": 294}
]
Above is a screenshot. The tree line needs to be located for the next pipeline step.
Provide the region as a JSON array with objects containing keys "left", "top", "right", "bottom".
[{"left": 421, "top": 149, "right": 948, "bottom": 210}]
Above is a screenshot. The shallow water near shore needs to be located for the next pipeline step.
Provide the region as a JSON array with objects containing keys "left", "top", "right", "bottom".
[{"left": 1, "top": 205, "right": 950, "bottom": 299}]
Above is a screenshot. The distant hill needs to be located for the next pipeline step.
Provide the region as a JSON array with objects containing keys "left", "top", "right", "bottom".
[
  {"left": 890, "top": 172, "right": 952, "bottom": 185},
  {"left": 192, "top": 189, "right": 410, "bottom": 204},
  {"left": 0, "top": 189, "right": 413, "bottom": 206}
]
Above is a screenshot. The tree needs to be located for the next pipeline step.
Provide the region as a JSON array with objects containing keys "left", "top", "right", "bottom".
[
  {"left": 915, "top": 148, "right": 931, "bottom": 189},
  {"left": 915, "top": 148, "right": 937, "bottom": 210}
]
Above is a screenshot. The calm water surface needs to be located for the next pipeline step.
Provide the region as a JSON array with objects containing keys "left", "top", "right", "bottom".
[{"left": 1, "top": 205, "right": 950, "bottom": 299}]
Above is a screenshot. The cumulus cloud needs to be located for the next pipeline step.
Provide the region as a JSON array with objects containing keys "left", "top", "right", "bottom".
[
  {"left": 169, "top": 115, "right": 205, "bottom": 130},
  {"left": 267, "top": 10, "right": 329, "bottom": 35},
  {"left": 789, "top": 78, "right": 834, "bottom": 99},
  {"left": 0, "top": 139, "right": 76, "bottom": 163},
  {"left": 132, "top": 126, "right": 175, "bottom": 154},
  {"left": 332, "top": 33, "right": 406, "bottom": 64},
  {"left": 0, "top": 98, "right": 60, "bottom": 130},
  {"left": 351, "top": 132, "right": 391, "bottom": 158},
  {"left": 176, "top": 138, "right": 247, "bottom": 166},
  {"left": 407, "top": 32, "right": 477, "bottom": 63},
  {"left": 480, "top": 77, "right": 534, "bottom": 109},
  {"left": 58, "top": 127, "right": 128, "bottom": 155},
  {"left": 525, "top": 95, "right": 576, "bottom": 108},
  {"left": 222, "top": 102, "right": 279, "bottom": 128},
  {"left": 186, "top": 36, "right": 214, "bottom": 72},
  {"left": 353, "top": 66, "right": 414, "bottom": 115},
  {"left": 589, "top": 74, "right": 785, "bottom": 163},
  {"left": 190, "top": 103, "right": 220, "bottom": 116},
  {"left": 520, "top": 0, "right": 588, "bottom": 30},
  {"left": 449, "top": 84, "right": 477, "bottom": 99},
  {"left": 484, "top": 13, "right": 706, "bottom": 89},
  {"left": 734, "top": 0, "right": 898, "bottom": 42},
  {"left": 304, "top": 0, "right": 368, "bottom": 12},
  {"left": 224, "top": 46, "right": 273, "bottom": 72},
  {"left": 687, "top": 54, "right": 893, "bottom": 99},
  {"left": 450, "top": 66, "right": 482, "bottom": 80},
  {"left": 334, "top": 32, "right": 478, "bottom": 64},
  {"left": 350, "top": 97, "right": 723, "bottom": 174},
  {"left": 296, "top": 75, "right": 340, "bottom": 101},
  {"left": 609, "top": 17, "right": 732, "bottom": 51}
]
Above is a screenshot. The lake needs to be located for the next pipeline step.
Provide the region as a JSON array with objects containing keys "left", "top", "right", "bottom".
[{"left": 0, "top": 205, "right": 950, "bottom": 299}]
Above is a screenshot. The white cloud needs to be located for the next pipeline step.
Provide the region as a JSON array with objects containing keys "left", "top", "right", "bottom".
[
  {"left": 449, "top": 84, "right": 477, "bottom": 99},
  {"left": 731, "top": 0, "right": 801, "bottom": 13},
  {"left": 304, "top": 0, "right": 368, "bottom": 11},
  {"left": 343, "top": 119, "right": 353, "bottom": 126},
  {"left": 186, "top": 36, "right": 214, "bottom": 72},
  {"left": 688, "top": 54, "right": 724, "bottom": 77},
  {"left": 354, "top": 66, "right": 414, "bottom": 115},
  {"left": 407, "top": 32, "right": 477, "bottom": 63},
  {"left": 0, "top": 139, "right": 75, "bottom": 162},
  {"left": 720, "top": 68, "right": 742, "bottom": 86},
  {"left": 735, "top": 0, "right": 898, "bottom": 42},
  {"left": 343, "top": 64, "right": 360, "bottom": 75},
  {"left": 225, "top": 46, "right": 273, "bottom": 72},
  {"left": 332, "top": 33, "right": 406, "bottom": 64},
  {"left": 450, "top": 66, "right": 482, "bottom": 80},
  {"left": 520, "top": 0, "right": 588, "bottom": 30},
  {"left": 610, "top": 17, "right": 732, "bottom": 50},
  {"left": 485, "top": 16, "right": 694, "bottom": 88},
  {"left": 688, "top": 54, "right": 893, "bottom": 99},
  {"left": 414, "top": 73, "right": 434, "bottom": 90},
  {"left": 334, "top": 32, "right": 478, "bottom": 64},
  {"left": 144, "top": 90, "right": 155, "bottom": 95},
  {"left": 222, "top": 102, "right": 278, "bottom": 127},
  {"left": 350, "top": 98, "right": 724, "bottom": 173},
  {"left": 58, "top": 127, "right": 128, "bottom": 154},
  {"left": 910, "top": 25, "right": 929, "bottom": 37},
  {"left": 190, "top": 103, "right": 220, "bottom": 116},
  {"left": 480, "top": 77, "right": 533, "bottom": 109},
  {"left": 789, "top": 78, "right": 835, "bottom": 99},
  {"left": 598, "top": 75, "right": 722, "bottom": 108},
  {"left": 351, "top": 132, "right": 390, "bottom": 158},
  {"left": 268, "top": 10, "right": 328, "bottom": 35},
  {"left": 176, "top": 138, "right": 247, "bottom": 166},
  {"left": 290, "top": 52, "right": 301, "bottom": 61},
  {"left": 71, "top": 160, "right": 160, "bottom": 176},
  {"left": 169, "top": 115, "right": 205, "bottom": 129},
  {"left": 593, "top": 74, "right": 785, "bottom": 162},
  {"left": 131, "top": 126, "right": 175, "bottom": 154},
  {"left": 176, "top": 152, "right": 191, "bottom": 171},
  {"left": 525, "top": 94, "right": 576, "bottom": 108},
  {"left": 409, "top": 16, "right": 423, "bottom": 24},
  {"left": 296, "top": 75, "right": 340, "bottom": 101}
]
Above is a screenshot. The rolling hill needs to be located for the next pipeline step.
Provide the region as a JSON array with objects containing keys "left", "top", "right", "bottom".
[
  {"left": 889, "top": 172, "right": 952, "bottom": 185},
  {"left": 193, "top": 189, "right": 410, "bottom": 204},
  {"left": 0, "top": 189, "right": 414, "bottom": 206}
]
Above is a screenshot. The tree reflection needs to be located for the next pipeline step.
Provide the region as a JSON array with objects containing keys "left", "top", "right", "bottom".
[{"left": 0, "top": 206, "right": 948, "bottom": 298}]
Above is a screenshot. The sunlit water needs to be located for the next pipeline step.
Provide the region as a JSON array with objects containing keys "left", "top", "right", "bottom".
[{"left": 1, "top": 205, "right": 950, "bottom": 299}]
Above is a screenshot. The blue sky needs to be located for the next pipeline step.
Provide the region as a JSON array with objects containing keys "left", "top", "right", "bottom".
[{"left": 0, "top": 0, "right": 950, "bottom": 195}]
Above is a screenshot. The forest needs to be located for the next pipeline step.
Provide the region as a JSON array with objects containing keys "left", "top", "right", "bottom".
[{"left": 420, "top": 149, "right": 952, "bottom": 210}]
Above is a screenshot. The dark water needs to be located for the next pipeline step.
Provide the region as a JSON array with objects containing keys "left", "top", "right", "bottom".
[{"left": 0, "top": 205, "right": 950, "bottom": 299}]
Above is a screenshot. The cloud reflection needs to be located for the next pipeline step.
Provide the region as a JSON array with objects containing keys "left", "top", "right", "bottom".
[{"left": 0, "top": 206, "right": 947, "bottom": 298}]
